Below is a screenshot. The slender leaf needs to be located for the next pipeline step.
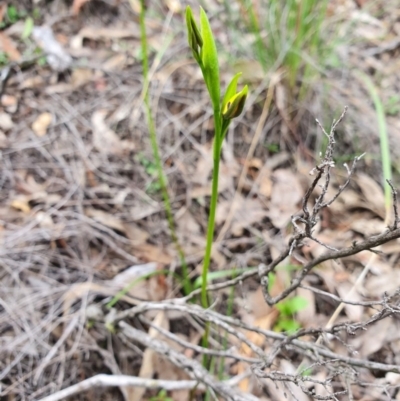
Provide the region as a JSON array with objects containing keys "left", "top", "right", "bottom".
[
  {"left": 22, "top": 17, "right": 34, "bottom": 39},
  {"left": 360, "top": 73, "right": 392, "bottom": 209},
  {"left": 194, "top": 268, "right": 248, "bottom": 288},
  {"left": 199, "top": 7, "right": 220, "bottom": 109}
]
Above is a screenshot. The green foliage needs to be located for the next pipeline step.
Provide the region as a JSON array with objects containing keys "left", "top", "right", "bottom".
[
  {"left": 186, "top": 7, "right": 203, "bottom": 64},
  {"left": 267, "top": 265, "right": 306, "bottom": 333},
  {"left": 150, "top": 390, "right": 174, "bottom": 401},
  {"left": 360, "top": 73, "right": 392, "bottom": 208},
  {"left": 265, "top": 142, "right": 280, "bottom": 153},
  {"left": 139, "top": 1, "right": 192, "bottom": 295},
  {"left": 136, "top": 153, "right": 162, "bottom": 193},
  {"left": 236, "top": 0, "right": 330, "bottom": 98},
  {"left": 22, "top": 17, "right": 34, "bottom": 40},
  {"left": 385, "top": 95, "right": 400, "bottom": 116},
  {"left": 7, "top": 5, "right": 21, "bottom": 23},
  {"left": 275, "top": 296, "right": 308, "bottom": 333},
  {"left": 199, "top": 9, "right": 220, "bottom": 109},
  {"left": 0, "top": 5, "right": 32, "bottom": 32},
  {"left": 137, "top": 152, "right": 157, "bottom": 176},
  {"left": 0, "top": 52, "right": 9, "bottom": 67},
  {"left": 32, "top": 7, "right": 41, "bottom": 20}
]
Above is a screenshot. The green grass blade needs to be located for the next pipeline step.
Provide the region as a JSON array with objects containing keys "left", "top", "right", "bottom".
[
  {"left": 360, "top": 73, "right": 392, "bottom": 208},
  {"left": 139, "top": 0, "right": 192, "bottom": 294}
]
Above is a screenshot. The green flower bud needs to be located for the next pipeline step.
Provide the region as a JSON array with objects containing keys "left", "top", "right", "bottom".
[
  {"left": 222, "top": 85, "right": 248, "bottom": 120},
  {"left": 186, "top": 6, "right": 203, "bottom": 57}
]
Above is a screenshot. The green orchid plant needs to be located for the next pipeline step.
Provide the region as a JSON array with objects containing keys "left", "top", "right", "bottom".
[{"left": 186, "top": 6, "right": 248, "bottom": 310}]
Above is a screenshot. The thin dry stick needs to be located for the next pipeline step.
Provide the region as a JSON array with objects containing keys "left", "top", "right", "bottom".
[
  {"left": 119, "top": 321, "right": 259, "bottom": 401},
  {"left": 37, "top": 375, "right": 200, "bottom": 401},
  {"left": 216, "top": 72, "right": 280, "bottom": 242},
  {"left": 319, "top": 197, "right": 393, "bottom": 339}
]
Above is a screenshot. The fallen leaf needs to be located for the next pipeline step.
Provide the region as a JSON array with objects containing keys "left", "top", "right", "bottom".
[
  {"left": 238, "top": 310, "right": 279, "bottom": 391},
  {"left": 165, "top": 0, "right": 181, "bottom": 13},
  {"left": 216, "top": 195, "right": 265, "bottom": 236},
  {"left": 365, "top": 269, "right": 400, "bottom": 297},
  {"left": 352, "top": 316, "right": 393, "bottom": 357},
  {"left": 10, "top": 196, "right": 31, "bottom": 213},
  {"left": 77, "top": 26, "right": 141, "bottom": 41},
  {"left": 1, "top": 94, "right": 18, "bottom": 113},
  {"left": 63, "top": 264, "right": 166, "bottom": 318},
  {"left": 246, "top": 287, "right": 274, "bottom": 320},
  {"left": 233, "top": 60, "right": 264, "bottom": 83},
  {"left": 85, "top": 208, "right": 126, "bottom": 234},
  {"left": 71, "top": 68, "right": 93, "bottom": 88},
  {"left": 176, "top": 208, "right": 201, "bottom": 238},
  {"left": 35, "top": 211, "right": 54, "bottom": 229},
  {"left": 20, "top": 76, "right": 45, "bottom": 90},
  {"left": 128, "top": 0, "right": 141, "bottom": 13},
  {"left": 109, "top": 262, "right": 157, "bottom": 285},
  {"left": 350, "top": 217, "right": 386, "bottom": 237},
  {"left": 0, "top": 130, "right": 7, "bottom": 148},
  {"left": 152, "top": 335, "right": 191, "bottom": 401},
  {"left": 0, "top": 112, "right": 14, "bottom": 131},
  {"left": 103, "top": 53, "right": 127, "bottom": 71},
  {"left": 356, "top": 173, "right": 385, "bottom": 217},
  {"left": 72, "top": 0, "right": 91, "bottom": 15},
  {"left": 45, "top": 83, "right": 74, "bottom": 95},
  {"left": 123, "top": 223, "right": 149, "bottom": 245},
  {"left": 295, "top": 286, "right": 316, "bottom": 327},
  {"left": 32, "top": 112, "right": 52, "bottom": 137},
  {"left": 32, "top": 26, "right": 72, "bottom": 72},
  {"left": 268, "top": 169, "right": 303, "bottom": 229},
  {"left": 336, "top": 282, "right": 364, "bottom": 322},
  {"left": 132, "top": 242, "right": 173, "bottom": 265},
  {"left": 192, "top": 144, "right": 213, "bottom": 186},
  {"left": 0, "top": 32, "right": 21, "bottom": 61},
  {"left": 91, "top": 109, "right": 124, "bottom": 155},
  {"left": 131, "top": 312, "right": 169, "bottom": 401}
]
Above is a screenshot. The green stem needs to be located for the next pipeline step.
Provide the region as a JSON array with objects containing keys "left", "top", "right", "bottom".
[
  {"left": 201, "top": 111, "right": 222, "bottom": 368},
  {"left": 201, "top": 113, "right": 222, "bottom": 309},
  {"left": 139, "top": 0, "right": 192, "bottom": 295}
]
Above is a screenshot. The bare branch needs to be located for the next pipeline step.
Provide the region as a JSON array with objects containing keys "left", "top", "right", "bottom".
[
  {"left": 387, "top": 179, "right": 399, "bottom": 230},
  {"left": 36, "top": 374, "right": 200, "bottom": 401},
  {"left": 259, "top": 227, "right": 400, "bottom": 305},
  {"left": 119, "top": 321, "right": 259, "bottom": 401}
]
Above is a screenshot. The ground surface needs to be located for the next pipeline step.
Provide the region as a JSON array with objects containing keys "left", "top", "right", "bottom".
[{"left": 1, "top": 1, "right": 400, "bottom": 400}]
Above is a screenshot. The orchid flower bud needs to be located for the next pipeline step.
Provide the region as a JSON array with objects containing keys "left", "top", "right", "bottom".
[
  {"left": 222, "top": 85, "right": 248, "bottom": 120},
  {"left": 186, "top": 7, "right": 203, "bottom": 60}
]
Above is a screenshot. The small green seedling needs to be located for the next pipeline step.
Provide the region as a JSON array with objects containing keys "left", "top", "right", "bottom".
[
  {"left": 138, "top": 1, "right": 192, "bottom": 295},
  {"left": 265, "top": 142, "right": 280, "bottom": 153},
  {"left": 0, "top": 52, "right": 9, "bottom": 67},
  {"left": 22, "top": 17, "right": 34, "bottom": 40},
  {"left": 7, "top": 5, "right": 20, "bottom": 24},
  {"left": 150, "top": 390, "right": 174, "bottom": 401},
  {"left": 385, "top": 95, "right": 400, "bottom": 116},
  {"left": 267, "top": 265, "right": 306, "bottom": 333},
  {"left": 275, "top": 296, "right": 308, "bottom": 333},
  {"left": 137, "top": 152, "right": 162, "bottom": 193}
]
